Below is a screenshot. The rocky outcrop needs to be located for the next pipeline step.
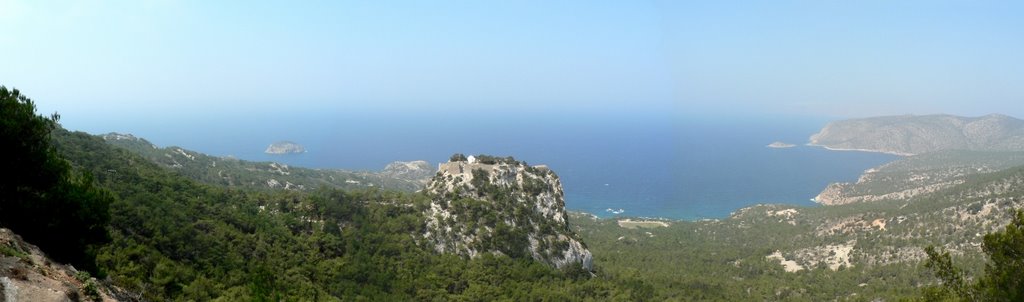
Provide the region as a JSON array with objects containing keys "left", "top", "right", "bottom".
[
  {"left": 0, "top": 228, "right": 138, "bottom": 301},
  {"left": 809, "top": 114, "right": 1024, "bottom": 156},
  {"left": 264, "top": 141, "right": 305, "bottom": 154},
  {"left": 422, "top": 155, "right": 593, "bottom": 271}
]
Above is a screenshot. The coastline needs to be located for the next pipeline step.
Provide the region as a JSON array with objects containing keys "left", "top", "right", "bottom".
[
  {"left": 568, "top": 143, "right": 903, "bottom": 222},
  {"left": 805, "top": 143, "right": 915, "bottom": 157},
  {"left": 568, "top": 199, "right": 822, "bottom": 223}
]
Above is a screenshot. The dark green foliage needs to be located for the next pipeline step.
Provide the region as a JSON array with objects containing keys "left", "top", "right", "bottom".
[
  {"left": 473, "top": 154, "right": 520, "bottom": 165},
  {"left": 50, "top": 118, "right": 1024, "bottom": 301},
  {"left": 49, "top": 128, "right": 643, "bottom": 300},
  {"left": 922, "top": 246, "right": 974, "bottom": 301},
  {"left": 924, "top": 210, "right": 1024, "bottom": 301},
  {"left": 470, "top": 168, "right": 490, "bottom": 194},
  {"left": 978, "top": 210, "right": 1024, "bottom": 301},
  {"left": 19, "top": 86, "right": 1024, "bottom": 300},
  {"left": 522, "top": 176, "right": 549, "bottom": 196},
  {"left": 449, "top": 153, "right": 467, "bottom": 162},
  {"left": 0, "top": 86, "right": 111, "bottom": 274},
  {"left": 567, "top": 176, "right": 1024, "bottom": 302},
  {"left": 103, "top": 135, "right": 424, "bottom": 192},
  {"left": 75, "top": 271, "right": 103, "bottom": 302},
  {"left": 490, "top": 222, "right": 529, "bottom": 258}
]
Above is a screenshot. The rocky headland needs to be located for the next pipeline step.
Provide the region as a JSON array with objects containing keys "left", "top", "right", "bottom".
[{"left": 808, "top": 114, "right": 1024, "bottom": 156}]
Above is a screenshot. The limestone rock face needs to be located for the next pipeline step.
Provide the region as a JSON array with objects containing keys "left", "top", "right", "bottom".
[{"left": 422, "top": 155, "right": 593, "bottom": 271}]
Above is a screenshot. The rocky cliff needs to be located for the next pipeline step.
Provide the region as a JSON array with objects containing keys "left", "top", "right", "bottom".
[
  {"left": 422, "top": 155, "right": 593, "bottom": 271},
  {"left": 1, "top": 228, "right": 137, "bottom": 301},
  {"left": 809, "top": 114, "right": 1024, "bottom": 155}
]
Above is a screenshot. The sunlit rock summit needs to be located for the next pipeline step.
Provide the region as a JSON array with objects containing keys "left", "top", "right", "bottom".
[{"left": 422, "top": 154, "right": 593, "bottom": 271}]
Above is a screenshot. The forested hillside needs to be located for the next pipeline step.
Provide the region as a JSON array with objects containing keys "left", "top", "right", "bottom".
[
  {"left": 575, "top": 163, "right": 1024, "bottom": 300},
  {"left": 62, "top": 118, "right": 1024, "bottom": 301},
  {"left": 2, "top": 87, "right": 651, "bottom": 301},
  {"left": 53, "top": 129, "right": 655, "bottom": 301},
  {"left": 4, "top": 86, "right": 1023, "bottom": 301},
  {"left": 101, "top": 132, "right": 428, "bottom": 192},
  {"left": 809, "top": 114, "right": 1024, "bottom": 155},
  {"left": 814, "top": 150, "right": 1024, "bottom": 205}
]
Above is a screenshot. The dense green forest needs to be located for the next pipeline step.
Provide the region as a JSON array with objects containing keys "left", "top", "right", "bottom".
[
  {"left": 3, "top": 86, "right": 652, "bottom": 300},
  {"left": 921, "top": 210, "right": 1024, "bottom": 301},
  {"left": 101, "top": 132, "right": 427, "bottom": 192},
  {"left": 3, "top": 85, "right": 1022, "bottom": 301},
  {"left": 53, "top": 125, "right": 658, "bottom": 301},
  {"left": 0, "top": 86, "right": 112, "bottom": 274}
]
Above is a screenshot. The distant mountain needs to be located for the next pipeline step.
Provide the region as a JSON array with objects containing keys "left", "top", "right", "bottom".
[
  {"left": 809, "top": 114, "right": 1024, "bottom": 156},
  {"left": 100, "top": 132, "right": 429, "bottom": 192}
]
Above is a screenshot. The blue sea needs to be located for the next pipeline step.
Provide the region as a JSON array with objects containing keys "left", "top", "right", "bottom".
[{"left": 78, "top": 112, "right": 896, "bottom": 220}]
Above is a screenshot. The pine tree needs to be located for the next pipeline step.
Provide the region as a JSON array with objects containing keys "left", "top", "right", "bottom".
[{"left": 0, "top": 86, "right": 112, "bottom": 274}]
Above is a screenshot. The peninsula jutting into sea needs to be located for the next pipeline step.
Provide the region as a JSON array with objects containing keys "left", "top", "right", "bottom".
[
  {"left": 4, "top": 1, "right": 1022, "bottom": 300},
  {"left": 6, "top": 87, "right": 1024, "bottom": 301}
]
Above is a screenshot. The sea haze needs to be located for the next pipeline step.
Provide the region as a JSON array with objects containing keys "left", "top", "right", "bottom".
[{"left": 80, "top": 113, "right": 896, "bottom": 220}]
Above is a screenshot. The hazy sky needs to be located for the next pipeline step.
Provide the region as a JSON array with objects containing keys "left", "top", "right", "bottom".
[{"left": 2, "top": 1, "right": 1023, "bottom": 127}]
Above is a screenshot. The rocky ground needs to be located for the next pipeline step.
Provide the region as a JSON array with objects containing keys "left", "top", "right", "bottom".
[{"left": 0, "top": 229, "right": 137, "bottom": 302}]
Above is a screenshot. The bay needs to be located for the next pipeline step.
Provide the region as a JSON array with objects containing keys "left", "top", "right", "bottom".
[{"left": 76, "top": 113, "right": 896, "bottom": 220}]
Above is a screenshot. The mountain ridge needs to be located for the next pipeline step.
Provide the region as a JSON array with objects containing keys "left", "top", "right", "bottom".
[
  {"left": 100, "top": 132, "right": 431, "bottom": 192},
  {"left": 809, "top": 114, "right": 1024, "bottom": 156}
]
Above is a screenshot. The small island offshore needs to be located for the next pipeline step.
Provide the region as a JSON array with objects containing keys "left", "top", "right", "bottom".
[
  {"left": 265, "top": 141, "right": 306, "bottom": 154},
  {"left": 766, "top": 141, "right": 796, "bottom": 149}
]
